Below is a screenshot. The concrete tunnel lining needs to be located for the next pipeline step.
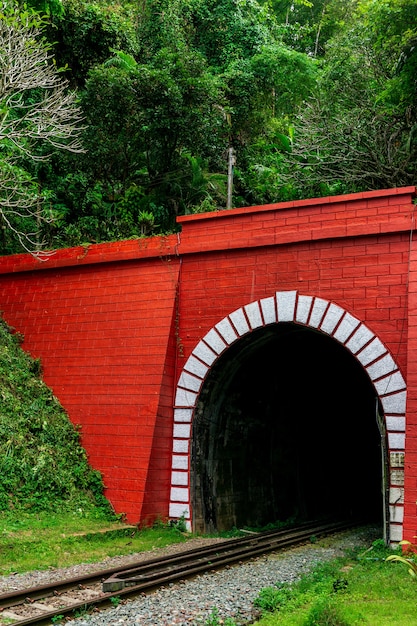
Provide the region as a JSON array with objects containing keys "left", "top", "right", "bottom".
[{"left": 170, "top": 291, "right": 406, "bottom": 543}]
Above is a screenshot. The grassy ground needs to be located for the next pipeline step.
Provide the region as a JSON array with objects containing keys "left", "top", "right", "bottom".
[
  {"left": 0, "top": 511, "right": 189, "bottom": 575},
  {"left": 0, "top": 319, "right": 193, "bottom": 577},
  {"left": 251, "top": 539, "right": 417, "bottom": 626},
  {"left": 1, "top": 516, "right": 417, "bottom": 626}
]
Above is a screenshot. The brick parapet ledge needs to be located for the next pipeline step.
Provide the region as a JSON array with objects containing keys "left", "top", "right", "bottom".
[
  {"left": 177, "top": 186, "right": 417, "bottom": 254},
  {"left": 0, "top": 186, "right": 415, "bottom": 274},
  {"left": 0, "top": 234, "right": 180, "bottom": 275}
]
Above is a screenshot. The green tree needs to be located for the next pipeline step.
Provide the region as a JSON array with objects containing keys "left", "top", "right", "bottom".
[
  {"left": 137, "top": 0, "right": 189, "bottom": 58},
  {"left": 358, "top": 0, "right": 417, "bottom": 120},
  {"left": 230, "top": 44, "right": 317, "bottom": 136},
  {"left": 24, "top": 0, "right": 64, "bottom": 15},
  {"left": 42, "top": 0, "right": 320, "bottom": 243},
  {"left": 221, "top": 43, "right": 317, "bottom": 205},
  {"left": 48, "top": 0, "right": 138, "bottom": 88},
  {"left": 277, "top": 0, "right": 417, "bottom": 198},
  {"left": 49, "top": 46, "right": 228, "bottom": 245},
  {"left": 267, "top": 0, "right": 358, "bottom": 56},
  {"left": 184, "top": 0, "right": 277, "bottom": 69}
]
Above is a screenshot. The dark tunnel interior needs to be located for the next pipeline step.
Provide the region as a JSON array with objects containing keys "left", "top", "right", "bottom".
[{"left": 191, "top": 323, "right": 385, "bottom": 534}]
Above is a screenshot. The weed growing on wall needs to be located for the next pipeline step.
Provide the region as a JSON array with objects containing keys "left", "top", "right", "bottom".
[{"left": 0, "top": 318, "right": 114, "bottom": 518}]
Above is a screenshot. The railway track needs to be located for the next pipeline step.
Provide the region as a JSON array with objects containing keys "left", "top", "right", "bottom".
[{"left": 0, "top": 519, "right": 361, "bottom": 625}]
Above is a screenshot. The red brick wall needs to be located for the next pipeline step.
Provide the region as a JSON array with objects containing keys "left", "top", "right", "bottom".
[
  {"left": 175, "top": 235, "right": 409, "bottom": 374},
  {"left": 0, "top": 187, "right": 416, "bottom": 537},
  {"left": 177, "top": 188, "right": 413, "bottom": 376},
  {"left": 0, "top": 237, "right": 180, "bottom": 522}
]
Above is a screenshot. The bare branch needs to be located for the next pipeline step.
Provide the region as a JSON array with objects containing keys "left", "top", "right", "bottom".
[
  {"left": 284, "top": 92, "right": 416, "bottom": 192},
  {"left": 0, "top": 2, "right": 85, "bottom": 256}
]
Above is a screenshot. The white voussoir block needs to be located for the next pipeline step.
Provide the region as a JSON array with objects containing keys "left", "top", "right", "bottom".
[
  {"left": 174, "top": 408, "right": 193, "bottom": 423},
  {"left": 260, "top": 296, "right": 277, "bottom": 324},
  {"left": 173, "top": 423, "right": 191, "bottom": 439},
  {"left": 390, "top": 451, "right": 405, "bottom": 468},
  {"left": 169, "top": 503, "right": 190, "bottom": 519},
  {"left": 170, "top": 487, "right": 189, "bottom": 503},
  {"left": 366, "top": 353, "right": 397, "bottom": 381},
  {"left": 184, "top": 355, "right": 209, "bottom": 379},
  {"left": 229, "top": 308, "right": 250, "bottom": 336},
  {"left": 320, "top": 303, "right": 344, "bottom": 335},
  {"left": 309, "top": 298, "right": 328, "bottom": 328},
  {"left": 389, "top": 487, "right": 404, "bottom": 505},
  {"left": 178, "top": 371, "right": 203, "bottom": 393},
  {"left": 175, "top": 387, "right": 197, "bottom": 408},
  {"left": 346, "top": 324, "right": 374, "bottom": 354},
  {"left": 356, "top": 337, "right": 387, "bottom": 366},
  {"left": 382, "top": 391, "right": 407, "bottom": 415},
  {"left": 171, "top": 471, "right": 189, "bottom": 486},
  {"left": 193, "top": 341, "right": 217, "bottom": 366},
  {"left": 374, "top": 371, "right": 406, "bottom": 396},
  {"left": 203, "top": 328, "right": 227, "bottom": 355},
  {"left": 333, "top": 313, "right": 360, "bottom": 343},
  {"left": 245, "top": 301, "right": 263, "bottom": 329},
  {"left": 215, "top": 317, "right": 239, "bottom": 344},
  {"left": 388, "top": 432, "right": 406, "bottom": 450},
  {"left": 296, "top": 295, "right": 313, "bottom": 324},
  {"left": 389, "top": 524, "right": 403, "bottom": 543},
  {"left": 389, "top": 505, "right": 404, "bottom": 523},
  {"left": 173, "top": 439, "right": 189, "bottom": 453},
  {"left": 276, "top": 291, "right": 297, "bottom": 321},
  {"left": 172, "top": 455, "right": 189, "bottom": 470},
  {"left": 390, "top": 469, "right": 404, "bottom": 486},
  {"left": 386, "top": 416, "right": 406, "bottom": 432}
]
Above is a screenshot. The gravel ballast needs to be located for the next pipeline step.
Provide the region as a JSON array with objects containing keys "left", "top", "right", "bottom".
[{"left": 0, "top": 525, "right": 380, "bottom": 625}]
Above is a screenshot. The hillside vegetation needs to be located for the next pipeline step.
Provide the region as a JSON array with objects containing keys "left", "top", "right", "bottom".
[
  {"left": 1, "top": 0, "right": 416, "bottom": 254},
  {"left": 0, "top": 319, "right": 113, "bottom": 518}
]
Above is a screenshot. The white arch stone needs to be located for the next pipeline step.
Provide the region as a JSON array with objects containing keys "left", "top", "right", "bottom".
[{"left": 169, "top": 291, "right": 406, "bottom": 541}]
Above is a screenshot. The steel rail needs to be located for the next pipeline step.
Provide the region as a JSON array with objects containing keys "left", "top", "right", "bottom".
[
  {"left": 0, "top": 519, "right": 362, "bottom": 626},
  {"left": 102, "top": 519, "right": 356, "bottom": 591}
]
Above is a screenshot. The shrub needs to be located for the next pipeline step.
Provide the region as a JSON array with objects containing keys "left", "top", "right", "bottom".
[{"left": 304, "top": 595, "right": 354, "bottom": 626}]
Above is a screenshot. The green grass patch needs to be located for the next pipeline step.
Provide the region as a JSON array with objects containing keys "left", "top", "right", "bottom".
[
  {"left": 251, "top": 539, "right": 417, "bottom": 626},
  {"left": 0, "top": 511, "right": 190, "bottom": 574}
]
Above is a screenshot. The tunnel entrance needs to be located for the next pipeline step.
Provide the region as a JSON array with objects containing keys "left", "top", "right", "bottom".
[{"left": 191, "top": 324, "right": 385, "bottom": 534}]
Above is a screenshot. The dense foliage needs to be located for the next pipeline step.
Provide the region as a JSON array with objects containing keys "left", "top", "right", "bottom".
[
  {"left": 0, "top": 319, "right": 113, "bottom": 516},
  {"left": 1, "top": 0, "right": 416, "bottom": 253}
]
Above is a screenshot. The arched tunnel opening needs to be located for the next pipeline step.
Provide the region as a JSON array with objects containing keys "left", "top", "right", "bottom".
[{"left": 191, "top": 323, "right": 385, "bottom": 534}]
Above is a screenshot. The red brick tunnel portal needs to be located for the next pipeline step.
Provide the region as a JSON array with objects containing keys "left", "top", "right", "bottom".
[
  {"left": 190, "top": 324, "right": 384, "bottom": 534},
  {"left": 0, "top": 186, "right": 414, "bottom": 545}
]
